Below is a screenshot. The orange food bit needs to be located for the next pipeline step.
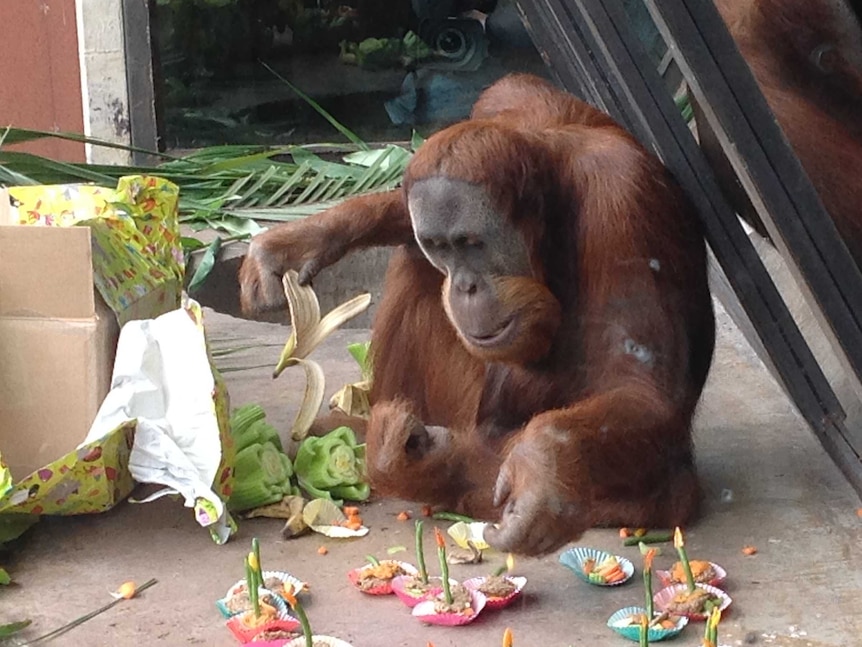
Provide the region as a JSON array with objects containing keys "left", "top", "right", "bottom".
[
  {"left": 116, "top": 581, "right": 137, "bottom": 599},
  {"left": 343, "top": 506, "right": 360, "bottom": 517},
  {"left": 644, "top": 548, "right": 657, "bottom": 571},
  {"left": 397, "top": 511, "right": 411, "bottom": 521},
  {"left": 317, "top": 545, "right": 329, "bottom": 555},
  {"left": 742, "top": 545, "right": 757, "bottom": 556},
  {"left": 422, "top": 505, "right": 433, "bottom": 517},
  {"left": 345, "top": 519, "right": 363, "bottom": 531},
  {"left": 434, "top": 526, "right": 446, "bottom": 548},
  {"left": 856, "top": 508, "right": 862, "bottom": 517},
  {"left": 619, "top": 527, "right": 631, "bottom": 538},
  {"left": 503, "top": 627, "right": 514, "bottom": 647}
]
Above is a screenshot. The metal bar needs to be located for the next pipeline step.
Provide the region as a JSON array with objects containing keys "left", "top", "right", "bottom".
[
  {"left": 645, "top": 0, "right": 862, "bottom": 453},
  {"left": 122, "top": 0, "right": 159, "bottom": 163},
  {"left": 520, "top": 0, "right": 844, "bottom": 426}
]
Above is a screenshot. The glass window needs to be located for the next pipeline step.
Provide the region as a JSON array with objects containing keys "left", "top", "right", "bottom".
[{"left": 152, "top": 0, "right": 549, "bottom": 149}]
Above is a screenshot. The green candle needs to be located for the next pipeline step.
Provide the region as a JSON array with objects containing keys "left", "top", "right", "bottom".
[
  {"left": 639, "top": 615, "right": 649, "bottom": 647},
  {"left": 251, "top": 537, "right": 263, "bottom": 590},
  {"left": 673, "top": 527, "right": 697, "bottom": 593},
  {"left": 283, "top": 585, "right": 313, "bottom": 647},
  {"left": 415, "top": 520, "right": 429, "bottom": 584},
  {"left": 643, "top": 548, "right": 656, "bottom": 620},
  {"left": 434, "top": 527, "right": 453, "bottom": 605},
  {"left": 244, "top": 555, "right": 260, "bottom": 618}
]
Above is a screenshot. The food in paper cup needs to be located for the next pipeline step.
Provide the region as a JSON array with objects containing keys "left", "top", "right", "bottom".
[
  {"left": 559, "top": 547, "right": 634, "bottom": 586},
  {"left": 653, "top": 583, "right": 732, "bottom": 620},
  {"left": 282, "top": 636, "right": 354, "bottom": 647},
  {"left": 249, "top": 627, "right": 302, "bottom": 645},
  {"left": 391, "top": 574, "right": 453, "bottom": 608},
  {"left": 216, "top": 585, "right": 283, "bottom": 619},
  {"left": 656, "top": 560, "right": 726, "bottom": 588},
  {"left": 462, "top": 575, "right": 527, "bottom": 610},
  {"left": 607, "top": 606, "right": 689, "bottom": 642},
  {"left": 347, "top": 560, "right": 418, "bottom": 595},
  {"left": 225, "top": 603, "right": 301, "bottom": 644},
  {"left": 412, "top": 585, "right": 486, "bottom": 626},
  {"left": 259, "top": 571, "right": 308, "bottom": 598}
]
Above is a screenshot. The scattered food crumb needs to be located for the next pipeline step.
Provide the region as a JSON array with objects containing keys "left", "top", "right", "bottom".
[
  {"left": 422, "top": 505, "right": 433, "bottom": 517},
  {"left": 114, "top": 581, "right": 137, "bottom": 599},
  {"left": 742, "top": 545, "right": 758, "bottom": 556},
  {"left": 317, "top": 546, "right": 328, "bottom": 555},
  {"left": 633, "top": 528, "right": 648, "bottom": 537},
  {"left": 619, "top": 527, "right": 631, "bottom": 538},
  {"left": 396, "top": 511, "right": 411, "bottom": 521},
  {"left": 856, "top": 507, "right": 862, "bottom": 517}
]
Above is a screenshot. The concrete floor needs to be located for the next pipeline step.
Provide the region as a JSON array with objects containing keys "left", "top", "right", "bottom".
[{"left": 3, "top": 302, "right": 861, "bottom": 647}]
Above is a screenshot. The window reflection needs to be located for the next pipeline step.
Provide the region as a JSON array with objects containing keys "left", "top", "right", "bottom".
[{"left": 153, "top": 0, "right": 548, "bottom": 148}]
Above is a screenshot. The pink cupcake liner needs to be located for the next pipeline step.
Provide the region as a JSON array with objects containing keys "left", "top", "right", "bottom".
[
  {"left": 461, "top": 576, "right": 527, "bottom": 610},
  {"left": 346, "top": 560, "right": 418, "bottom": 595},
  {"left": 412, "top": 589, "right": 487, "bottom": 626},
  {"left": 226, "top": 615, "right": 301, "bottom": 644},
  {"left": 652, "top": 583, "right": 732, "bottom": 621},
  {"left": 390, "top": 575, "right": 453, "bottom": 608}
]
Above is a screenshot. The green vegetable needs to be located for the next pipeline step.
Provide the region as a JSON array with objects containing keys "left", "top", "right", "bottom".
[
  {"left": 293, "top": 427, "right": 370, "bottom": 503},
  {"left": 431, "top": 511, "right": 477, "bottom": 523},
  {"left": 227, "top": 404, "right": 297, "bottom": 512},
  {"left": 623, "top": 531, "right": 673, "bottom": 546},
  {"left": 230, "top": 405, "right": 282, "bottom": 452},
  {"left": 0, "top": 620, "right": 31, "bottom": 638}
]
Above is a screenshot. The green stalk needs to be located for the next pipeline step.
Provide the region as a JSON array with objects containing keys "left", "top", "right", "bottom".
[
  {"left": 639, "top": 618, "right": 649, "bottom": 647},
  {"left": 252, "top": 537, "right": 263, "bottom": 589},
  {"left": 415, "top": 520, "right": 428, "bottom": 584},
  {"left": 245, "top": 556, "right": 260, "bottom": 618},
  {"left": 438, "top": 545, "right": 453, "bottom": 605},
  {"left": 20, "top": 579, "right": 157, "bottom": 645},
  {"left": 292, "top": 598, "right": 314, "bottom": 647},
  {"left": 644, "top": 567, "right": 654, "bottom": 620},
  {"left": 675, "top": 545, "right": 697, "bottom": 593}
]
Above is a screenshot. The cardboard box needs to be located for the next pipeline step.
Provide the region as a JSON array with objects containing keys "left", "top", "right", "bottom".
[
  {"left": 0, "top": 177, "right": 183, "bottom": 517},
  {"left": 0, "top": 223, "right": 120, "bottom": 481}
]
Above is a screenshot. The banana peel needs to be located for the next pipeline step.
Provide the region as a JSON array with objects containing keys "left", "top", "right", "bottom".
[
  {"left": 329, "top": 380, "right": 372, "bottom": 418},
  {"left": 273, "top": 270, "right": 371, "bottom": 441}
]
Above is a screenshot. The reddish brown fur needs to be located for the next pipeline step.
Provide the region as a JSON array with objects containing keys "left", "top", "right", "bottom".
[
  {"left": 239, "top": 74, "right": 715, "bottom": 555},
  {"left": 708, "top": 0, "right": 862, "bottom": 262}
]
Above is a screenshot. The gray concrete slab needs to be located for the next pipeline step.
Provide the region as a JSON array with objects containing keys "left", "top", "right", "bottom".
[{"left": 3, "top": 303, "right": 860, "bottom": 647}]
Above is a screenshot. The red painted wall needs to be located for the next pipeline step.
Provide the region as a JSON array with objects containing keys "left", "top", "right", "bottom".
[{"left": 0, "top": 0, "right": 86, "bottom": 162}]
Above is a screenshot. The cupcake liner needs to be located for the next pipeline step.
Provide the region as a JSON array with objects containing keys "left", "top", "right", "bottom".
[
  {"left": 656, "top": 562, "right": 727, "bottom": 588},
  {"left": 606, "top": 606, "right": 689, "bottom": 642},
  {"left": 461, "top": 576, "right": 527, "bottom": 610},
  {"left": 226, "top": 614, "right": 301, "bottom": 645},
  {"left": 652, "top": 583, "right": 732, "bottom": 621},
  {"left": 390, "top": 575, "right": 453, "bottom": 608},
  {"left": 217, "top": 585, "right": 287, "bottom": 619},
  {"left": 412, "top": 589, "right": 487, "bottom": 626},
  {"left": 347, "top": 560, "right": 418, "bottom": 595},
  {"left": 282, "top": 636, "right": 353, "bottom": 647},
  {"left": 222, "top": 572, "right": 307, "bottom": 608},
  {"left": 559, "top": 547, "right": 634, "bottom": 586},
  {"left": 260, "top": 571, "right": 308, "bottom": 598}
]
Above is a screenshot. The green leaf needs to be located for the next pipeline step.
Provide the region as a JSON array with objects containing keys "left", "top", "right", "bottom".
[
  {"left": 180, "top": 236, "right": 207, "bottom": 252},
  {"left": 0, "top": 567, "right": 10, "bottom": 585},
  {"left": 260, "top": 61, "right": 368, "bottom": 151},
  {"left": 0, "top": 620, "right": 31, "bottom": 638},
  {"left": 187, "top": 236, "right": 222, "bottom": 293}
]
